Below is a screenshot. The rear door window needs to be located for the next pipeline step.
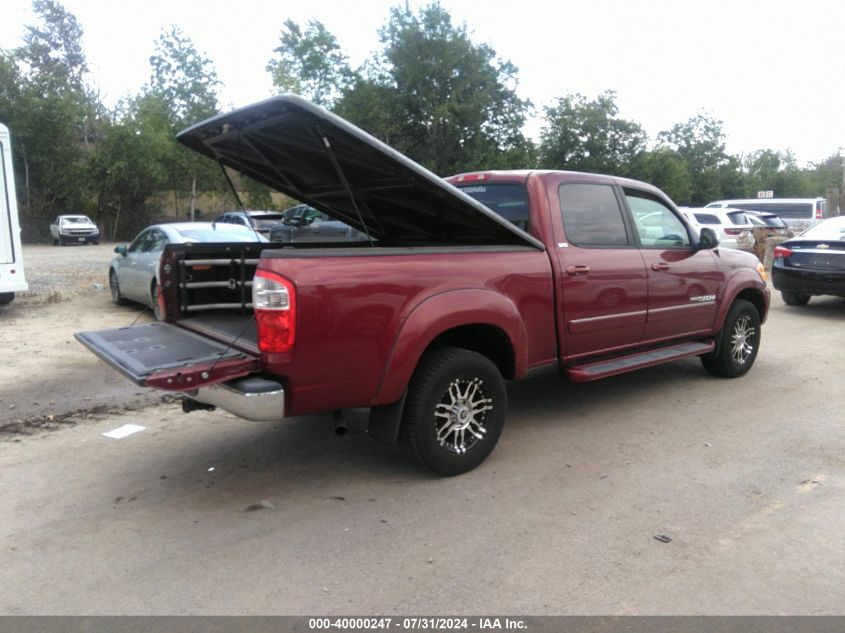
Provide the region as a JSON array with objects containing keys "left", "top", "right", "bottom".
[{"left": 558, "top": 183, "right": 630, "bottom": 247}]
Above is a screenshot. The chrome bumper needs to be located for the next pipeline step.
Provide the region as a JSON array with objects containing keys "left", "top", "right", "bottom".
[{"left": 190, "top": 376, "right": 285, "bottom": 421}]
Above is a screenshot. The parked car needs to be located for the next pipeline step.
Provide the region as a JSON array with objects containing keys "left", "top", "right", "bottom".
[
  {"left": 679, "top": 207, "right": 754, "bottom": 251},
  {"left": 745, "top": 210, "right": 791, "bottom": 237},
  {"left": 213, "top": 210, "right": 286, "bottom": 238},
  {"left": 705, "top": 198, "right": 826, "bottom": 232},
  {"left": 109, "top": 222, "right": 266, "bottom": 319},
  {"left": 49, "top": 214, "right": 99, "bottom": 245},
  {"left": 771, "top": 215, "right": 845, "bottom": 305},
  {"left": 270, "top": 204, "right": 368, "bottom": 242}
]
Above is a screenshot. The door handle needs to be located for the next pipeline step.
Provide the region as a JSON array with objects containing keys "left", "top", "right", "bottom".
[
  {"left": 565, "top": 265, "right": 591, "bottom": 275},
  {"left": 652, "top": 262, "right": 670, "bottom": 271}
]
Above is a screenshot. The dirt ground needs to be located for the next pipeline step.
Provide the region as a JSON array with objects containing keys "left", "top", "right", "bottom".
[
  {"left": 0, "top": 243, "right": 161, "bottom": 430},
  {"left": 1, "top": 243, "right": 844, "bottom": 615}
]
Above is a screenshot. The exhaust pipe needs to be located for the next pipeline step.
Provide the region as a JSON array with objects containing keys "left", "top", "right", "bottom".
[
  {"left": 182, "top": 397, "right": 216, "bottom": 414},
  {"left": 333, "top": 410, "right": 347, "bottom": 436}
]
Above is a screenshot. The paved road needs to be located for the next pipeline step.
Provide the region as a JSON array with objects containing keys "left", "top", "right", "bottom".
[{"left": 0, "top": 262, "right": 843, "bottom": 614}]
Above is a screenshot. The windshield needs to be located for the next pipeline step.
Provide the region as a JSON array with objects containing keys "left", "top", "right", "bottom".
[
  {"left": 455, "top": 183, "right": 530, "bottom": 231},
  {"left": 798, "top": 216, "right": 845, "bottom": 240},
  {"left": 177, "top": 227, "right": 267, "bottom": 242},
  {"left": 61, "top": 216, "right": 93, "bottom": 224}
]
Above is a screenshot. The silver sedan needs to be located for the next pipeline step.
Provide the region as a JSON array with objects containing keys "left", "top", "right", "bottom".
[{"left": 109, "top": 222, "right": 266, "bottom": 319}]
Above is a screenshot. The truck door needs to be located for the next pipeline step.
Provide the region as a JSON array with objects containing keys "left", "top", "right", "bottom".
[
  {"left": 554, "top": 182, "right": 648, "bottom": 360},
  {"left": 623, "top": 189, "right": 722, "bottom": 343}
]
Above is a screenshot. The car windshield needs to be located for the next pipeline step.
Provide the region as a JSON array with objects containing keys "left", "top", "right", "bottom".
[
  {"left": 61, "top": 216, "right": 92, "bottom": 224},
  {"left": 798, "top": 216, "right": 845, "bottom": 240},
  {"left": 177, "top": 227, "right": 267, "bottom": 242}
]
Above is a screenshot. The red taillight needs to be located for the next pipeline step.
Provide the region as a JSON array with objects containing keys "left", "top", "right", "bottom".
[
  {"left": 773, "top": 245, "right": 794, "bottom": 258},
  {"left": 253, "top": 269, "right": 296, "bottom": 353},
  {"left": 815, "top": 204, "right": 823, "bottom": 219},
  {"left": 724, "top": 228, "right": 742, "bottom": 236}
]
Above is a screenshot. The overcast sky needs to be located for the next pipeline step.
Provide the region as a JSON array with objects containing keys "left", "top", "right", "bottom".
[{"left": 1, "top": 0, "right": 843, "bottom": 166}]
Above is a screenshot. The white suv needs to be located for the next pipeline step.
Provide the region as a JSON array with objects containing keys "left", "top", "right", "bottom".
[{"left": 679, "top": 207, "right": 754, "bottom": 251}]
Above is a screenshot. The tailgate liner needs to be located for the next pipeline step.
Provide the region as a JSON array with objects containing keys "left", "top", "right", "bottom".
[{"left": 76, "top": 322, "right": 250, "bottom": 385}]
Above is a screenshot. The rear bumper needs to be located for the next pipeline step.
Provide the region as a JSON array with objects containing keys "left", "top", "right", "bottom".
[
  {"left": 772, "top": 262, "right": 845, "bottom": 297},
  {"left": 189, "top": 375, "right": 285, "bottom": 421}
]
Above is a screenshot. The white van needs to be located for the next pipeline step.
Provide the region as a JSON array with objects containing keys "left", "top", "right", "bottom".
[
  {"left": 0, "top": 123, "right": 28, "bottom": 305},
  {"left": 705, "top": 198, "right": 825, "bottom": 232}
]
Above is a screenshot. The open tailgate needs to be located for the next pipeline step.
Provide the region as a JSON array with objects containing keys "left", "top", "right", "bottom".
[{"left": 75, "top": 322, "right": 259, "bottom": 390}]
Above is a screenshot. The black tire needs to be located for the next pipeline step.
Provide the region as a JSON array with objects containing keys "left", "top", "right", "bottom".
[
  {"left": 401, "top": 347, "right": 506, "bottom": 476},
  {"left": 109, "top": 270, "right": 127, "bottom": 306},
  {"left": 701, "top": 299, "right": 761, "bottom": 378},
  {"left": 51, "top": 236, "right": 58, "bottom": 246},
  {"left": 781, "top": 290, "right": 810, "bottom": 306},
  {"left": 0, "top": 292, "right": 14, "bottom": 305},
  {"left": 151, "top": 281, "right": 163, "bottom": 320}
]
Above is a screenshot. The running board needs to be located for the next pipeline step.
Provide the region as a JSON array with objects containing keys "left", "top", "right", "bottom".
[{"left": 566, "top": 341, "right": 715, "bottom": 383}]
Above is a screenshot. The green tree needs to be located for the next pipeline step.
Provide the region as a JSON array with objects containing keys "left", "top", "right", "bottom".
[
  {"left": 629, "top": 148, "right": 693, "bottom": 204},
  {"left": 539, "top": 90, "right": 647, "bottom": 174},
  {"left": 5, "top": 0, "right": 96, "bottom": 239},
  {"left": 337, "top": 3, "right": 533, "bottom": 175},
  {"left": 87, "top": 98, "right": 172, "bottom": 240},
  {"left": 656, "top": 113, "right": 744, "bottom": 205},
  {"left": 146, "top": 26, "right": 225, "bottom": 218},
  {"left": 742, "top": 149, "right": 808, "bottom": 198},
  {"left": 266, "top": 19, "right": 353, "bottom": 106}
]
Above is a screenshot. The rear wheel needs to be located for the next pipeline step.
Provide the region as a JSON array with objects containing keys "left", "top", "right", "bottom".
[
  {"left": 0, "top": 292, "right": 14, "bottom": 305},
  {"left": 109, "top": 270, "right": 126, "bottom": 305},
  {"left": 401, "top": 347, "right": 506, "bottom": 476},
  {"left": 701, "top": 299, "right": 761, "bottom": 378},
  {"left": 781, "top": 290, "right": 810, "bottom": 306}
]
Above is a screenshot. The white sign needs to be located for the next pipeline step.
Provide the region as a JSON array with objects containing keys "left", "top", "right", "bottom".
[{"left": 757, "top": 190, "right": 774, "bottom": 198}]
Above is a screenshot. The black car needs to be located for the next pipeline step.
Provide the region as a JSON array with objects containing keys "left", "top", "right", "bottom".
[
  {"left": 269, "top": 204, "right": 368, "bottom": 242},
  {"left": 772, "top": 215, "right": 845, "bottom": 305},
  {"left": 213, "top": 210, "right": 286, "bottom": 237}
]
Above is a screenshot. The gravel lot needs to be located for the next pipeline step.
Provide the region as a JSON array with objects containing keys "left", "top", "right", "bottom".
[
  {"left": 0, "top": 243, "right": 160, "bottom": 428},
  {"left": 1, "top": 242, "right": 843, "bottom": 615}
]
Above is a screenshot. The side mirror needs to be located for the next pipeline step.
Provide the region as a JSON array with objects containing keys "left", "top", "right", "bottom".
[
  {"left": 698, "top": 227, "right": 719, "bottom": 250},
  {"left": 114, "top": 245, "right": 128, "bottom": 256}
]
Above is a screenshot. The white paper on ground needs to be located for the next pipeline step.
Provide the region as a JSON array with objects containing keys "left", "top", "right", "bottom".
[{"left": 101, "top": 424, "right": 146, "bottom": 439}]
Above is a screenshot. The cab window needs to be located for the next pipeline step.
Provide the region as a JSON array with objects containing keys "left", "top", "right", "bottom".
[
  {"left": 626, "top": 192, "right": 690, "bottom": 247},
  {"left": 558, "top": 183, "right": 630, "bottom": 247}
]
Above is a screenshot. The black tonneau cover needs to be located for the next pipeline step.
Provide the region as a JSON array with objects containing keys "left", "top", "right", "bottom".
[{"left": 176, "top": 95, "right": 543, "bottom": 249}]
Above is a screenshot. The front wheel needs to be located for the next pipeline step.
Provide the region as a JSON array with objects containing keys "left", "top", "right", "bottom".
[
  {"left": 401, "top": 347, "right": 506, "bottom": 476},
  {"left": 781, "top": 290, "right": 810, "bottom": 306},
  {"left": 701, "top": 299, "right": 761, "bottom": 378}
]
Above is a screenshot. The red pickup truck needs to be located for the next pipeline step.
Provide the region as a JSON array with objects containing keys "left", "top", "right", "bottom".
[{"left": 77, "top": 96, "right": 770, "bottom": 475}]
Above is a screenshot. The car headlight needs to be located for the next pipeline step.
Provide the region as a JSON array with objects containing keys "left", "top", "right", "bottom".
[{"left": 756, "top": 262, "right": 768, "bottom": 282}]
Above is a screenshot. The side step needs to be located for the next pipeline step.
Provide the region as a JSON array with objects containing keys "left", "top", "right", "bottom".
[{"left": 566, "top": 340, "right": 714, "bottom": 383}]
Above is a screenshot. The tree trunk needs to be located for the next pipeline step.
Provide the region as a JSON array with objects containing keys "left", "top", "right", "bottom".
[{"left": 189, "top": 177, "right": 197, "bottom": 221}]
